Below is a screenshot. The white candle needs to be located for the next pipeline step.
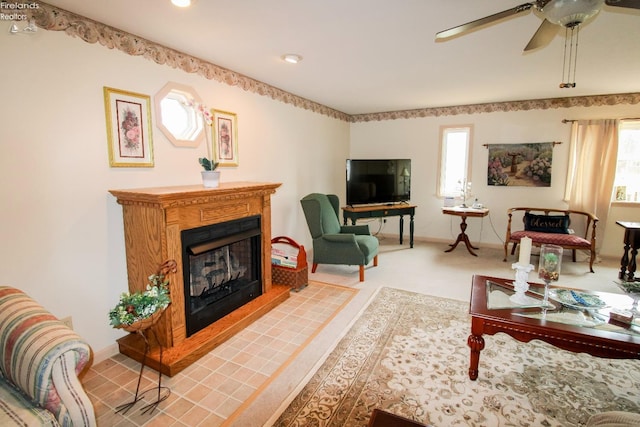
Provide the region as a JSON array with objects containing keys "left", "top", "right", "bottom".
[{"left": 519, "top": 236, "right": 532, "bottom": 266}]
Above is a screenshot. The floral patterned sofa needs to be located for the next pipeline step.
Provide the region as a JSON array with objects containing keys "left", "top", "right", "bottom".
[
  {"left": 503, "top": 207, "right": 598, "bottom": 273},
  {"left": 0, "top": 286, "right": 96, "bottom": 426}
]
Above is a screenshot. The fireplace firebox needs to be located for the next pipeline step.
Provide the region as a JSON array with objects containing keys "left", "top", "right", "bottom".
[{"left": 182, "top": 216, "right": 262, "bottom": 337}]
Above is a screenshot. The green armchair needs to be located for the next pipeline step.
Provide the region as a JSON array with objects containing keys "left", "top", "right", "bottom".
[{"left": 300, "top": 193, "right": 379, "bottom": 281}]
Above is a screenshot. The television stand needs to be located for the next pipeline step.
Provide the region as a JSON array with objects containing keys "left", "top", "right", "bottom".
[{"left": 342, "top": 204, "right": 416, "bottom": 248}]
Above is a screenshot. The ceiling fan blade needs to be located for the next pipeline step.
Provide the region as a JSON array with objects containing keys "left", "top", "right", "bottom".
[
  {"left": 436, "top": 2, "right": 535, "bottom": 40},
  {"left": 605, "top": 0, "right": 640, "bottom": 9},
  {"left": 524, "top": 19, "right": 558, "bottom": 51}
]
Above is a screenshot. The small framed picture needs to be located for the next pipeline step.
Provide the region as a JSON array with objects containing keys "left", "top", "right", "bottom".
[
  {"left": 615, "top": 186, "right": 627, "bottom": 201},
  {"left": 211, "top": 109, "right": 239, "bottom": 167},
  {"left": 103, "top": 87, "right": 154, "bottom": 167}
]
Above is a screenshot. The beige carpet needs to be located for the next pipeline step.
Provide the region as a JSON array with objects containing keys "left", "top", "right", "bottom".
[{"left": 274, "top": 287, "right": 640, "bottom": 427}]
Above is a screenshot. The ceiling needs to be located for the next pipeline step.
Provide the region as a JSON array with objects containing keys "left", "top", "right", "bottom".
[{"left": 43, "top": 0, "right": 640, "bottom": 115}]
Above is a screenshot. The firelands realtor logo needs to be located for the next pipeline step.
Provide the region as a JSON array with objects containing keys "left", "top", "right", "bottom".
[{"left": 1, "top": 2, "right": 40, "bottom": 21}]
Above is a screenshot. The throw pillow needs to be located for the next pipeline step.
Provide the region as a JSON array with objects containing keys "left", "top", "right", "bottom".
[{"left": 524, "top": 213, "right": 570, "bottom": 234}]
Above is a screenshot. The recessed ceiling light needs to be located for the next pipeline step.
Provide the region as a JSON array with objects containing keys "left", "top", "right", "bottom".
[
  {"left": 171, "top": 0, "right": 192, "bottom": 7},
  {"left": 282, "top": 54, "right": 302, "bottom": 64}
]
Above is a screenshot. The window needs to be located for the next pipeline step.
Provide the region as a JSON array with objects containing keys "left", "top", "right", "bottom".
[
  {"left": 612, "top": 120, "right": 640, "bottom": 202},
  {"left": 437, "top": 125, "right": 472, "bottom": 198}
]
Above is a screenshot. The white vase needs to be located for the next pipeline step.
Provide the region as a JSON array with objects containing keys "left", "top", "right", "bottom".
[{"left": 201, "top": 170, "right": 220, "bottom": 188}]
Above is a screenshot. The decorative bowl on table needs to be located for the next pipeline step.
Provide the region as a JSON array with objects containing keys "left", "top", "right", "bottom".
[{"left": 549, "top": 289, "right": 606, "bottom": 310}]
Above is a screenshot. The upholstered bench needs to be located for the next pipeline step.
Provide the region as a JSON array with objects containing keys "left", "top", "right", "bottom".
[
  {"left": 503, "top": 207, "right": 598, "bottom": 273},
  {"left": 0, "top": 286, "right": 96, "bottom": 426}
]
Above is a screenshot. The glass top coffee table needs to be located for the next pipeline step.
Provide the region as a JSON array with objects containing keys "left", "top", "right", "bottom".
[{"left": 468, "top": 275, "right": 640, "bottom": 380}]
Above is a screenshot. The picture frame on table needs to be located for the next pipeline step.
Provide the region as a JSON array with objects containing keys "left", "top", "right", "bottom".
[
  {"left": 211, "top": 109, "right": 239, "bottom": 167},
  {"left": 103, "top": 87, "right": 154, "bottom": 167}
]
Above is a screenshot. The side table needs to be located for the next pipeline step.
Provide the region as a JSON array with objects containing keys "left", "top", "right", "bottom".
[
  {"left": 442, "top": 207, "right": 489, "bottom": 256},
  {"left": 616, "top": 221, "right": 640, "bottom": 282}
]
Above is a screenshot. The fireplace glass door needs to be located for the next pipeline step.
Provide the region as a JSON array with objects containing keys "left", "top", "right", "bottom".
[{"left": 182, "top": 216, "right": 262, "bottom": 337}]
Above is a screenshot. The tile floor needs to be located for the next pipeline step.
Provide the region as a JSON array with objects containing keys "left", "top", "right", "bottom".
[{"left": 83, "top": 282, "right": 357, "bottom": 427}]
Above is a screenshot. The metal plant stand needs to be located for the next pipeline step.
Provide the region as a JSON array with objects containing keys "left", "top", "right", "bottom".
[{"left": 116, "top": 326, "right": 171, "bottom": 415}]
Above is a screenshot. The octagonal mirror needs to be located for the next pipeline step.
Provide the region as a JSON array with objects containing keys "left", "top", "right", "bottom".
[{"left": 154, "top": 82, "right": 205, "bottom": 147}]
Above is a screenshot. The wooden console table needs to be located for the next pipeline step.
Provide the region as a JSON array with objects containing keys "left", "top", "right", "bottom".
[
  {"left": 442, "top": 207, "right": 489, "bottom": 256},
  {"left": 342, "top": 204, "right": 416, "bottom": 248},
  {"left": 616, "top": 221, "right": 640, "bottom": 282}
]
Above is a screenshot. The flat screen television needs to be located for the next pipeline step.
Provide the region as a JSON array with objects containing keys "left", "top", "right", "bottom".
[{"left": 346, "top": 159, "right": 411, "bottom": 206}]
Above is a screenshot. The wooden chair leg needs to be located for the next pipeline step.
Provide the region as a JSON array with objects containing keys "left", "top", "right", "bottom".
[
  {"left": 312, "top": 263, "right": 318, "bottom": 273},
  {"left": 572, "top": 249, "right": 577, "bottom": 262},
  {"left": 359, "top": 265, "right": 364, "bottom": 282},
  {"left": 373, "top": 255, "right": 378, "bottom": 267}
]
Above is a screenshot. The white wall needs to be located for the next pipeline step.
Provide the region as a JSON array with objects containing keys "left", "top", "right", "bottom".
[
  {"left": 350, "top": 106, "right": 640, "bottom": 258},
  {"left": 0, "top": 29, "right": 349, "bottom": 357}
]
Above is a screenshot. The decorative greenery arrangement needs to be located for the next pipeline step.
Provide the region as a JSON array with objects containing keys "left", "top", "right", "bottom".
[
  {"left": 199, "top": 157, "right": 219, "bottom": 171},
  {"left": 108, "top": 272, "right": 171, "bottom": 328}
]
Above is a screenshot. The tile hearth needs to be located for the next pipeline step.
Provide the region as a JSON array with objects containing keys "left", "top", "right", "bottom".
[{"left": 83, "top": 283, "right": 356, "bottom": 426}]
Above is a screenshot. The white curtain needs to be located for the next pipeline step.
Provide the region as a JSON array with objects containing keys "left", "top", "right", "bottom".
[{"left": 564, "top": 119, "right": 619, "bottom": 253}]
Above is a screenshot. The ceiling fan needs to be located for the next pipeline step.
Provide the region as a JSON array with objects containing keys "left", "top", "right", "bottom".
[{"left": 435, "top": 0, "right": 640, "bottom": 52}]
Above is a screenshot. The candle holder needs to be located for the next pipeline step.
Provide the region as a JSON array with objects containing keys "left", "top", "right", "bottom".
[{"left": 509, "top": 262, "right": 536, "bottom": 305}]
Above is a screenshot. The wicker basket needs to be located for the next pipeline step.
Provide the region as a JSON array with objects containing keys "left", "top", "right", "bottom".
[
  {"left": 116, "top": 307, "right": 165, "bottom": 333},
  {"left": 271, "top": 236, "right": 308, "bottom": 292}
]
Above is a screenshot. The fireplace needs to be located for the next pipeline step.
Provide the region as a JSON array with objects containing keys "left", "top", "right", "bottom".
[
  {"left": 109, "top": 182, "right": 288, "bottom": 376},
  {"left": 182, "top": 215, "right": 262, "bottom": 337}
]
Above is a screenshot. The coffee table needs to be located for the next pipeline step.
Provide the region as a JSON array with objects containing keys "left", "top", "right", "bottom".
[{"left": 468, "top": 275, "right": 640, "bottom": 380}]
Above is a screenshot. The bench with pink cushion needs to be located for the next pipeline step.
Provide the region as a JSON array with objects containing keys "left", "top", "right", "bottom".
[{"left": 503, "top": 207, "right": 598, "bottom": 273}]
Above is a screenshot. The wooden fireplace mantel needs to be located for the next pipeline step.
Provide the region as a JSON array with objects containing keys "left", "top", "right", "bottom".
[{"left": 109, "top": 182, "right": 288, "bottom": 376}]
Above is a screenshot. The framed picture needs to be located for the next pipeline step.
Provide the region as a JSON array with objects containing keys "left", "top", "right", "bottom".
[
  {"left": 211, "top": 109, "right": 239, "bottom": 167},
  {"left": 103, "top": 87, "right": 154, "bottom": 167}
]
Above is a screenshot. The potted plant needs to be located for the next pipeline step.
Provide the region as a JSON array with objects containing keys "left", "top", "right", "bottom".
[
  {"left": 109, "top": 260, "right": 176, "bottom": 333},
  {"left": 199, "top": 157, "right": 220, "bottom": 188}
]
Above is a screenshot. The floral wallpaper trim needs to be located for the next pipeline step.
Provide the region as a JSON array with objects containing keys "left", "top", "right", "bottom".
[
  {"left": 350, "top": 93, "right": 640, "bottom": 123},
  {"left": 29, "top": 3, "right": 640, "bottom": 124},
  {"left": 29, "top": 2, "right": 350, "bottom": 122}
]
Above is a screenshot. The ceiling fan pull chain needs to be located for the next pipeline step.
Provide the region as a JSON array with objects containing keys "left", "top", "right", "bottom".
[
  {"left": 560, "top": 26, "right": 578, "bottom": 89},
  {"left": 571, "top": 26, "right": 580, "bottom": 87},
  {"left": 561, "top": 27, "right": 570, "bottom": 87}
]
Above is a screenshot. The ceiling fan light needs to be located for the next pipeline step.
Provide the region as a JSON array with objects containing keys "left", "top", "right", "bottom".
[
  {"left": 282, "top": 54, "right": 302, "bottom": 64},
  {"left": 542, "top": 0, "right": 604, "bottom": 27}
]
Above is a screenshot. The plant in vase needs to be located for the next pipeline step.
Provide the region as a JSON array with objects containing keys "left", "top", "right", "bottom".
[
  {"left": 538, "top": 244, "right": 563, "bottom": 309},
  {"left": 199, "top": 157, "right": 220, "bottom": 188},
  {"left": 108, "top": 261, "right": 175, "bottom": 332}
]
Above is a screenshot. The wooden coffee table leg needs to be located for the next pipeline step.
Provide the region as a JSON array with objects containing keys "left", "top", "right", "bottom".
[{"left": 468, "top": 318, "right": 485, "bottom": 380}]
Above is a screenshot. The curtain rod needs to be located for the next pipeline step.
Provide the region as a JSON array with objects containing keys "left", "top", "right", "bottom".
[
  {"left": 563, "top": 117, "right": 640, "bottom": 123},
  {"left": 482, "top": 141, "right": 561, "bottom": 148}
]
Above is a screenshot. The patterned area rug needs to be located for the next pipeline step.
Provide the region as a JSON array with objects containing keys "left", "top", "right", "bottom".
[{"left": 274, "top": 287, "right": 640, "bottom": 427}]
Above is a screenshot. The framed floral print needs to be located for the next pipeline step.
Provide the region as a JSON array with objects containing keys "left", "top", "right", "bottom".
[
  {"left": 211, "top": 109, "right": 239, "bottom": 167},
  {"left": 104, "top": 87, "right": 154, "bottom": 167}
]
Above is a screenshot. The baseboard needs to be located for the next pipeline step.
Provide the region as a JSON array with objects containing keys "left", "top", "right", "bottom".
[{"left": 92, "top": 343, "right": 119, "bottom": 364}]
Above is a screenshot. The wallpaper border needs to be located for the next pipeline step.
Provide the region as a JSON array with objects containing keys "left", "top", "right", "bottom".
[{"left": 29, "top": 2, "right": 640, "bottom": 123}]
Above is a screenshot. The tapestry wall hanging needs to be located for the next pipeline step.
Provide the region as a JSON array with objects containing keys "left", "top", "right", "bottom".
[{"left": 487, "top": 142, "right": 556, "bottom": 187}]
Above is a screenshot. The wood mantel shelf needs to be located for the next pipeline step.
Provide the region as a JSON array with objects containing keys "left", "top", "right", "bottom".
[{"left": 109, "top": 182, "right": 284, "bottom": 376}]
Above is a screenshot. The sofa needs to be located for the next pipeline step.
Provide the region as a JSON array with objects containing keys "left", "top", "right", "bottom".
[
  {"left": 0, "top": 286, "right": 96, "bottom": 426},
  {"left": 503, "top": 207, "right": 598, "bottom": 273}
]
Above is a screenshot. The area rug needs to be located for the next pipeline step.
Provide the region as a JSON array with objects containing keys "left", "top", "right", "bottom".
[{"left": 273, "top": 287, "right": 640, "bottom": 427}]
